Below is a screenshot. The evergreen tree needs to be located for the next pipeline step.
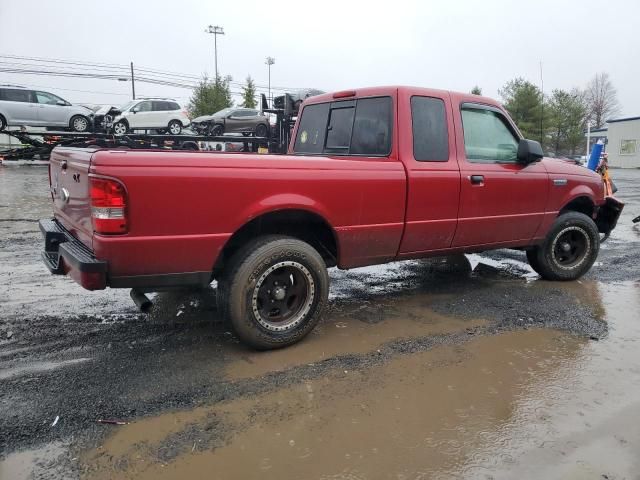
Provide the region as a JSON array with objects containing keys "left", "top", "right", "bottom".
[
  {"left": 471, "top": 85, "right": 482, "bottom": 95},
  {"left": 499, "top": 77, "right": 546, "bottom": 144},
  {"left": 241, "top": 76, "right": 257, "bottom": 109},
  {"left": 188, "top": 74, "right": 233, "bottom": 117}
]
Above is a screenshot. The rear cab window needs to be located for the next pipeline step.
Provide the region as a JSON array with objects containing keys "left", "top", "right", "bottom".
[{"left": 293, "top": 96, "right": 392, "bottom": 156}]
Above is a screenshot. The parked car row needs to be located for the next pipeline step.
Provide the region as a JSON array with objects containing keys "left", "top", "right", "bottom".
[{"left": 1, "top": 84, "right": 320, "bottom": 138}]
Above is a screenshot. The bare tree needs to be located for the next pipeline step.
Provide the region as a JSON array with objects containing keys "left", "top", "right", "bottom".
[{"left": 585, "top": 72, "right": 620, "bottom": 128}]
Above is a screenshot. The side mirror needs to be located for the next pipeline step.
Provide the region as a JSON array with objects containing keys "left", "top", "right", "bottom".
[
  {"left": 517, "top": 139, "right": 544, "bottom": 164},
  {"left": 56, "top": 100, "right": 67, "bottom": 106}
]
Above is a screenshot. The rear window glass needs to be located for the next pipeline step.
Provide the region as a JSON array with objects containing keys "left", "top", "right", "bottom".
[
  {"left": 294, "top": 96, "right": 392, "bottom": 156},
  {"left": 1, "top": 89, "right": 32, "bottom": 102},
  {"left": 325, "top": 103, "right": 355, "bottom": 152},
  {"left": 411, "top": 96, "right": 449, "bottom": 161},
  {"left": 294, "top": 102, "right": 330, "bottom": 154}
]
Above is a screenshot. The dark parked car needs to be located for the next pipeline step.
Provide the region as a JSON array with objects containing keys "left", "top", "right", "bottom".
[{"left": 191, "top": 108, "right": 269, "bottom": 137}]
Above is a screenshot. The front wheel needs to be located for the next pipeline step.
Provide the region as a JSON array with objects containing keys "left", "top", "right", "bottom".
[
  {"left": 217, "top": 235, "right": 329, "bottom": 350},
  {"left": 527, "top": 211, "right": 600, "bottom": 281},
  {"left": 113, "top": 121, "right": 128, "bottom": 135},
  {"left": 255, "top": 123, "right": 268, "bottom": 137},
  {"left": 168, "top": 120, "right": 182, "bottom": 135},
  {"left": 70, "top": 115, "right": 89, "bottom": 132}
]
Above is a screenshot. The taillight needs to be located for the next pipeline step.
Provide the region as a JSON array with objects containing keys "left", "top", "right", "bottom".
[{"left": 90, "top": 177, "right": 128, "bottom": 234}]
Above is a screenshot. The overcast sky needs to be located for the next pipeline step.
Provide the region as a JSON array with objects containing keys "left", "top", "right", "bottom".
[{"left": 1, "top": 0, "right": 638, "bottom": 117}]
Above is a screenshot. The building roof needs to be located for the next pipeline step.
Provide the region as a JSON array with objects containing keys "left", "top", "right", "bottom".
[{"left": 607, "top": 115, "right": 640, "bottom": 124}]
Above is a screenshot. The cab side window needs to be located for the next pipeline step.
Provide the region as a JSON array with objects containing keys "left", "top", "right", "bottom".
[
  {"left": 36, "top": 91, "right": 62, "bottom": 105},
  {"left": 411, "top": 96, "right": 448, "bottom": 161},
  {"left": 461, "top": 107, "right": 519, "bottom": 163}
]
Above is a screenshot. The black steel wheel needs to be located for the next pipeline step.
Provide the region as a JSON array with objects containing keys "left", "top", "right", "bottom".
[
  {"left": 527, "top": 211, "right": 599, "bottom": 281},
  {"left": 217, "top": 235, "right": 329, "bottom": 350}
]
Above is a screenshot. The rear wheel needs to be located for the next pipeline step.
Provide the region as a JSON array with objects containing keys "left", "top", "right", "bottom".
[
  {"left": 168, "top": 120, "right": 182, "bottom": 135},
  {"left": 70, "top": 115, "right": 89, "bottom": 132},
  {"left": 217, "top": 235, "right": 329, "bottom": 350},
  {"left": 526, "top": 211, "right": 599, "bottom": 281}
]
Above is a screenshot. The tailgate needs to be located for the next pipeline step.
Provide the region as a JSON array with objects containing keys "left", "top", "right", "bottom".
[{"left": 49, "top": 147, "right": 96, "bottom": 249}]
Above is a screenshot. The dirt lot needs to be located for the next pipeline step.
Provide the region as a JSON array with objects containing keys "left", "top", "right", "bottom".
[{"left": 1, "top": 165, "right": 639, "bottom": 479}]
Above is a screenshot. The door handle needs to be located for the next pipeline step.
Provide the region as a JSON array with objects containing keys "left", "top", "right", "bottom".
[{"left": 469, "top": 175, "right": 484, "bottom": 185}]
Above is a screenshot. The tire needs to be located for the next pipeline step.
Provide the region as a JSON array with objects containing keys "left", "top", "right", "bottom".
[
  {"left": 168, "top": 120, "right": 182, "bottom": 135},
  {"left": 0, "top": 114, "right": 6, "bottom": 131},
  {"left": 255, "top": 123, "right": 268, "bottom": 137},
  {"left": 527, "top": 211, "right": 600, "bottom": 281},
  {"left": 113, "top": 121, "right": 128, "bottom": 135},
  {"left": 217, "top": 235, "right": 329, "bottom": 350},
  {"left": 211, "top": 123, "right": 224, "bottom": 136},
  {"left": 70, "top": 115, "right": 89, "bottom": 132}
]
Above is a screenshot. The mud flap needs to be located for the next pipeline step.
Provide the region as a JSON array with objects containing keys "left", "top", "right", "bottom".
[{"left": 595, "top": 197, "right": 625, "bottom": 237}]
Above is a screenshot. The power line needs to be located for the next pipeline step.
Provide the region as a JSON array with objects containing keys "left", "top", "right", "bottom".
[{"left": 0, "top": 53, "right": 308, "bottom": 92}]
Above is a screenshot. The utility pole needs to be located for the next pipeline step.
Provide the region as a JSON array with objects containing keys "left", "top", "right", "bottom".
[
  {"left": 265, "top": 56, "right": 275, "bottom": 107},
  {"left": 205, "top": 25, "right": 225, "bottom": 80},
  {"left": 539, "top": 61, "right": 544, "bottom": 146},
  {"left": 130, "top": 61, "right": 136, "bottom": 100}
]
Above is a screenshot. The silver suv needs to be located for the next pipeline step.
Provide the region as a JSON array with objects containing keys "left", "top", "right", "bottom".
[{"left": 0, "top": 85, "right": 94, "bottom": 132}]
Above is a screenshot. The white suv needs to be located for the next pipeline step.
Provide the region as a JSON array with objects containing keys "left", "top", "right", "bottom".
[{"left": 112, "top": 98, "right": 190, "bottom": 135}]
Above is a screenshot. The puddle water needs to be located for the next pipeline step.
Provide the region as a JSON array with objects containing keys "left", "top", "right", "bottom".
[
  {"left": 226, "top": 291, "right": 486, "bottom": 379},
  {"left": 82, "top": 328, "right": 583, "bottom": 479},
  {"left": 0, "top": 441, "right": 67, "bottom": 480},
  {"left": 79, "top": 281, "right": 640, "bottom": 480}
]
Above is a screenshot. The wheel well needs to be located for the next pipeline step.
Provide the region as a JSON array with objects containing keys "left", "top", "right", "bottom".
[
  {"left": 213, "top": 209, "right": 338, "bottom": 277},
  {"left": 560, "top": 196, "right": 595, "bottom": 217}
]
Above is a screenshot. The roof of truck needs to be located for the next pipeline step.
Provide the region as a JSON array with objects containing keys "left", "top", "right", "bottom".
[{"left": 304, "top": 86, "right": 503, "bottom": 109}]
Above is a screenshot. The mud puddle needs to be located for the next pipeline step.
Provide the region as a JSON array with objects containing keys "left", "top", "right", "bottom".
[
  {"left": 80, "top": 329, "right": 583, "bottom": 479},
  {"left": 79, "top": 281, "right": 640, "bottom": 480}
]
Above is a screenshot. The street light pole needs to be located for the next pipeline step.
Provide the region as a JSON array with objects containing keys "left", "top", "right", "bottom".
[
  {"left": 265, "top": 56, "right": 275, "bottom": 107},
  {"left": 205, "top": 25, "right": 225, "bottom": 80}
]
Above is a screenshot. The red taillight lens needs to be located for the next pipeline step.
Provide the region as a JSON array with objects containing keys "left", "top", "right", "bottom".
[{"left": 90, "top": 177, "right": 128, "bottom": 234}]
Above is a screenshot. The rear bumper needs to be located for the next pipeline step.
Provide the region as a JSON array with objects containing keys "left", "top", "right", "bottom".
[
  {"left": 39, "top": 219, "right": 107, "bottom": 290},
  {"left": 40, "top": 218, "right": 214, "bottom": 292}
]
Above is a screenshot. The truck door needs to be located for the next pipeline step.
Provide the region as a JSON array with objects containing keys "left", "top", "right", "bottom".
[
  {"left": 451, "top": 103, "right": 548, "bottom": 247},
  {"left": 398, "top": 93, "right": 461, "bottom": 254}
]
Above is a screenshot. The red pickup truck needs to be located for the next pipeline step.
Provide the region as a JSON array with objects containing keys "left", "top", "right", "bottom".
[{"left": 40, "top": 86, "right": 623, "bottom": 349}]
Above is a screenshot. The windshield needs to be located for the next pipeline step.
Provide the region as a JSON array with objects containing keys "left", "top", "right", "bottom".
[
  {"left": 213, "top": 107, "right": 233, "bottom": 117},
  {"left": 119, "top": 101, "right": 137, "bottom": 112}
]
